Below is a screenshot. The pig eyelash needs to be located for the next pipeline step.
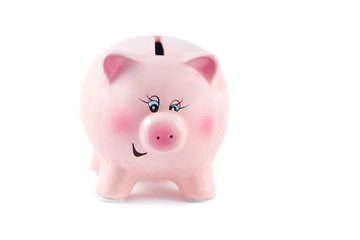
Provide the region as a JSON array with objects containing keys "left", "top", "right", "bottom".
[
  {"left": 170, "top": 99, "right": 189, "bottom": 110},
  {"left": 138, "top": 95, "right": 160, "bottom": 104}
]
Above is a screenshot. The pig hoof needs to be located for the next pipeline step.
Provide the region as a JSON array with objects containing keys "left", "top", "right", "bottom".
[
  {"left": 184, "top": 197, "right": 214, "bottom": 202},
  {"left": 98, "top": 196, "right": 126, "bottom": 203}
]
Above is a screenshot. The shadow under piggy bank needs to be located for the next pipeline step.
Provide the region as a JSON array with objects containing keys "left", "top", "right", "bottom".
[{"left": 100, "top": 180, "right": 193, "bottom": 206}]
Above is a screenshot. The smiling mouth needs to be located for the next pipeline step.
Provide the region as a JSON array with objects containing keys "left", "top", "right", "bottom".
[{"left": 132, "top": 143, "right": 147, "bottom": 157}]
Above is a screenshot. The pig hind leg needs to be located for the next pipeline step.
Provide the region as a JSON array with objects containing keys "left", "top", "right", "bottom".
[{"left": 90, "top": 152, "right": 101, "bottom": 175}]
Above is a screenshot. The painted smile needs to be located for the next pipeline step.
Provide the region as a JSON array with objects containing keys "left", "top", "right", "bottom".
[{"left": 132, "top": 143, "right": 147, "bottom": 157}]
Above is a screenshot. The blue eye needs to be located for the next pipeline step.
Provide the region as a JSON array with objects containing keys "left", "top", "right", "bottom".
[
  {"left": 148, "top": 100, "right": 159, "bottom": 113},
  {"left": 169, "top": 104, "right": 180, "bottom": 112}
]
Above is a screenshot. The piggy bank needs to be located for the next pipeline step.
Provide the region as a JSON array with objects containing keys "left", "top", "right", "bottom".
[{"left": 81, "top": 35, "right": 229, "bottom": 201}]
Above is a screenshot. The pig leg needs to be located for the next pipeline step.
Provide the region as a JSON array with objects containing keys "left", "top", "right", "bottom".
[
  {"left": 90, "top": 152, "right": 100, "bottom": 175},
  {"left": 175, "top": 166, "right": 216, "bottom": 201},
  {"left": 96, "top": 161, "right": 138, "bottom": 200}
]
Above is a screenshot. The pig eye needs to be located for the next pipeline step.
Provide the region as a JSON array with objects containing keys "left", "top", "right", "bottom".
[
  {"left": 169, "top": 99, "right": 188, "bottom": 112},
  {"left": 148, "top": 100, "right": 159, "bottom": 112},
  {"left": 169, "top": 104, "right": 180, "bottom": 112},
  {"left": 138, "top": 95, "right": 160, "bottom": 113}
]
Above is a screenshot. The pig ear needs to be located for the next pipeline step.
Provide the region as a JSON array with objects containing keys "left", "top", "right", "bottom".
[
  {"left": 103, "top": 54, "right": 134, "bottom": 83},
  {"left": 186, "top": 55, "right": 218, "bottom": 83}
]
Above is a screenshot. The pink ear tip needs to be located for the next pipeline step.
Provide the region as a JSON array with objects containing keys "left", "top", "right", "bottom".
[
  {"left": 187, "top": 56, "right": 217, "bottom": 83},
  {"left": 103, "top": 54, "right": 131, "bottom": 83}
]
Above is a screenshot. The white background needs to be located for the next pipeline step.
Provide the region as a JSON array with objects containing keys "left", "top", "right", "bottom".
[{"left": 0, "top": 0, "right": 359, "bottom": 239}]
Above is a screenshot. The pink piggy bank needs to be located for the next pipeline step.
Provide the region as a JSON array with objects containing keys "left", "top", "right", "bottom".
[{"left": 81, "top": 36, "right": 229, "bottom": 201}]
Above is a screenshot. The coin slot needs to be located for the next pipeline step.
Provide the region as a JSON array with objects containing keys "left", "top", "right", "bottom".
[{"left": 155, "top": 36, "right": 164, "bottom": 56}]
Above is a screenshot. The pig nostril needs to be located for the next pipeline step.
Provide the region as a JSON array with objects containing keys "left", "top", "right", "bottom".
[
  {"left": 156, "top": 136, "right": 160, "bottom": 140},
  {"left": 170, "top": 135, "right": 173, "bottom": 139}
]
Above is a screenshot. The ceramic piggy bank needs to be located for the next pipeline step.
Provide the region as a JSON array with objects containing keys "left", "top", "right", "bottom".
[{"left": 81, "top": 35, "right": 229, "bottom": 201}]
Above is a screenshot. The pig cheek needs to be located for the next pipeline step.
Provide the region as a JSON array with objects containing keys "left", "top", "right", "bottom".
[
  {"left": 112, "top": 113, "right": 132, "bottom": 134},
  {"left": 199, "top": 116, "right": 214, "bottom": 136}
]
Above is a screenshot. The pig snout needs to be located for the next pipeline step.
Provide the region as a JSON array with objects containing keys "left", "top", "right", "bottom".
[{"left": 140, "top": 113, "right": 187, "bottom": 153}]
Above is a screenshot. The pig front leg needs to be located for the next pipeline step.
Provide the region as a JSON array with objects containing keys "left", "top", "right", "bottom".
[
  {"left": 96, "top": 160, "right": 138, "bottom": 201},
  {"left": 175, "top": 165, "right": 216, "bottom": 201}
]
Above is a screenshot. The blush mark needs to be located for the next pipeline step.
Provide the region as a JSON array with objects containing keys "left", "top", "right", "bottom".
[
  {"left": 200, "top": 116, "right": 214, "bottom": 136},
  {"left": 112, "top": 113, "right": 132, "bottom": 133}
]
